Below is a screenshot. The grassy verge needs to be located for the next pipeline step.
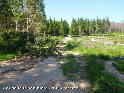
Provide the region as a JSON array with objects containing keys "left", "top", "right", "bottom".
[
  {"left": 113, "top": 60, "right": 124, "bottom": 74},
  {"left": 85, "top": 55, "right": 124, "bottom": 93},
  {"left": 60, "top": 54, "right": 80, "bottom": 80},
  {"left": 0, "top": 50, "right": 16, "bottom": 61}
]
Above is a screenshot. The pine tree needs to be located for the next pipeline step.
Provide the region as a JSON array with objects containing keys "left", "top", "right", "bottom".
[
  {"left": 25, "top": 0, "right": 46, "bottom": 34},
  {"left": 59, "top": 19, "right": 69, "bottom": 35},
  {"left": 0, "top": 0, "right": 13, "bottom": 30},
  {"left": 8, "top": 0, "right": 23, "bottom": 31},
  {"left": 69, "top": 18, "right": 79, "bottom": 35}
]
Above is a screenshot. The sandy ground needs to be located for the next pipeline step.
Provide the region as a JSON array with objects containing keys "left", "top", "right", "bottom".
[
  {"left": 0, "top": 57, "right": 90, "bottom": 93},
  {"left": 104, "top": 61, "right": 124, "bottom": 83},
  {"left": 90, "top": 38, "right": 124, "bottom": 46}
]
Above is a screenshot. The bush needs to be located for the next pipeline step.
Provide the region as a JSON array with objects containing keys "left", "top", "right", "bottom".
[
  {"left": 0, "top": 30, "right": 28, "bottom": 52},
  {"left": 66, "top": 41, "right": 80, "bottom": 50},
  {"left": 0, "top": 30, "right": 59, "bottom": 58},
  {"left": 25, "top": 36, "right": 59, "bottom": 57}
]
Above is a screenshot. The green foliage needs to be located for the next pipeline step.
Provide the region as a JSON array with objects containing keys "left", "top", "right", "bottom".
[
  {"left": 0, "top": 30, "right": 28, "bottom": 52},
  {"left": 47, "top": 18, "right": 69, "bottom": 36},
  {"left": 0, "top": 0, "right": 46, "bottom": 33},
  {"left": 52, "top": 35, "right": 65, "bottom": 43},
  {"left": 69, "top": 18, "right": 79, "bottom": 35},
  {"left": 0, "top": 0, "right": 13, "bottom": 30},
  {"left": 25, "top": 0, "right": 46, "bottom": 33},
  {"left": 25, "top": 36, "right": 59, "bottom": 57},
  {"left": 85, "top": 55, "right": 105, "bottom": 80},
  {"left": 107, "top": 35, "right": 124, "bottom": 44},
  {"left": 47, "top": 18, "right": 60, "bottom": 35},
  {"left": 0, "top": 29, "right": 60, "bottom": 58},
  {"left": 77, "top": 17, "right": 110, "bottom": 35},
  {"left": 66, "top": 41, "right": 80, "bottom": 50},
  {"left": 59, "top": 19, "right": 69, "bottom": 35},
  {"left": 0, "top": 50, "right": 16, "bottom": 61}
]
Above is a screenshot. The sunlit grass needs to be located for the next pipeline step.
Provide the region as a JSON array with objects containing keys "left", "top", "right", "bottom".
[
  {"left": 52, "top": 35, "right": 65, "bottom": 43},
  {"left": 73, "top": 36, "right": 124, "bottom": 60}
]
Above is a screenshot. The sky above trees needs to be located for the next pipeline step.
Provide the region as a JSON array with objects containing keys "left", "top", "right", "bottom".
[{"left": 45, "top": 0, "right": 124, "bottom": 24}]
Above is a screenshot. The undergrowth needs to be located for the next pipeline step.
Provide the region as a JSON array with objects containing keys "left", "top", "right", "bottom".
[
  {"left": 85, "top": 55, "right": 124, "bottom": 93},
  {"left": 61, "top": 54, "right": 80, "bottom": 80}
]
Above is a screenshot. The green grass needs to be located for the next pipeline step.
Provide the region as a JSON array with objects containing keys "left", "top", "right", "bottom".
[
  {"left": 85, "top": 55, "right": 124, "bottom": 93},
  {"left": 73, "top": 37, "right": 124, "bottom": 60},
  {"left": 107, "top": 36, "right": 124, "bottom": 44},
  {"left": 109, "top": 32, "right": 124, "bottom": 36},
  {"left": 61, "top": 54, "right": 80, "bottom": 79},
  {"left": 52, "top": 35, "right": 65, "bottom": 43},
  {"left": 113, "top": 61, "right": 124, "bottom": 74},
  {"left": 0, "top": 51, "right": 16, "bottom": 61}
]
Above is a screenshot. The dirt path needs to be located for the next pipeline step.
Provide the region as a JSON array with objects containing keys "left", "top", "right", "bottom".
[
  {"left": 104, "top": 61, "right": 124, "bottom": 83},
  {"left": 57, "top": 36, "right": 91, "bottom": 92},
  {"left": 0, "top": 57, "right": 85, "bottom": 93},
  {"left": 90, "top": 38, "right": 124, "bottom": 46},
  {"left": 0, "top": 58, "right": 65, "bottom": 93},
  {"left": 0, "top": 58, "right": 89, "bottom": 93}
]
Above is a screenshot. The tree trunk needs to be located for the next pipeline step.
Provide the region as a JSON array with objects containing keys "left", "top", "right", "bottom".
[
  {"left": 27, "top": 18, "right": 29, "bottom": 32},
  {"left": 16, "top": 21, "right": 18, "bottom": 31},
  {"left": 44, "top": 31, "right": 46, "bottom": 37}
]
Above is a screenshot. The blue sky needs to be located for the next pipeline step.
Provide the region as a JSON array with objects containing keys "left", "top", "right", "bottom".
[{"left": 44, "top": 0, "right": 124, "bottom": 24}]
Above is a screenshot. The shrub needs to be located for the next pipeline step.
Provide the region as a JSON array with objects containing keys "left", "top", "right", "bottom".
[
  {"left": 25, "top": 36, "right": 59, "bottom": 57},
  {"left": 0, "top": 30, "right": 28, "bottom": 52},
  {"left": 0, "top": 30, "right": 59, "bottom": 57},
  {"left": 66, "top": 41, "right": 80, "bottom": 50}
]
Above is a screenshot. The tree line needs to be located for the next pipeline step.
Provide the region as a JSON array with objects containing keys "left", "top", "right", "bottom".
[
  {"left": 70, "top": 17, "right": 110, "bottom": 35},
  {"left": 1, "top": 0, "right": 121, "bottom": 36},
  {"left": 45, "top": 17, "right": 110, "bottom": 36},
  {"left": 110, "top": 23, "right": 124, "bottom": 34}
]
